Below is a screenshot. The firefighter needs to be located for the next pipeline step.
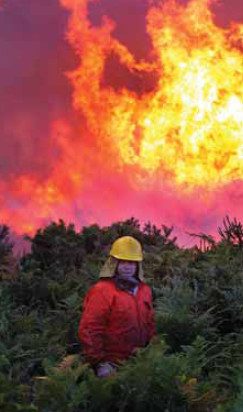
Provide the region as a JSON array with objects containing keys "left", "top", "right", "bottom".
[{"left": 78, "top": 236, "right": 156, "bottom": 378}]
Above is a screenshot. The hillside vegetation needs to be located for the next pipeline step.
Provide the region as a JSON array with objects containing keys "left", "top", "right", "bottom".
[{"left": 1, "top": 217, "right": 243, "bottom": 411}]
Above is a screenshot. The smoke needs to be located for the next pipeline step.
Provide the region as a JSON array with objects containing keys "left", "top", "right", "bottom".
[{"left": 0, "top": 0, "right": 76, "bottom": 176}]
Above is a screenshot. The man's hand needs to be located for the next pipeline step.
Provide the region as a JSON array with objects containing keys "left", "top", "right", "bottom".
[{"left": 96, "top": 362, "right": 117, "bottom": 378}]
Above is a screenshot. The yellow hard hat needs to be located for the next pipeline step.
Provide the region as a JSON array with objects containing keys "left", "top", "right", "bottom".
[{"left": 109, "top": 236, "right": 143, "bottom": 261}]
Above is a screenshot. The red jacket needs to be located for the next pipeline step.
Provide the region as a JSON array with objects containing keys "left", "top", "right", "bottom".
[{"left": 79, "top": 278, "right": 155, "bottom": 366}]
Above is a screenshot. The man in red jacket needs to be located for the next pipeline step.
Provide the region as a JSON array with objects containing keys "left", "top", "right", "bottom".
[{"left": 78, "top": 236, "right": 156, "bottom": 378}]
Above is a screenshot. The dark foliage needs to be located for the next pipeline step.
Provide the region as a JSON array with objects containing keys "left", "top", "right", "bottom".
[
  {"left": 0, "top": 225, "right": 13, "bottom": 264},
  {"left": 1, "top": 216, "right": 243, "bottom": 411},
  {"left": 218, "top": 215, "right": 243, "bottom": 247}
]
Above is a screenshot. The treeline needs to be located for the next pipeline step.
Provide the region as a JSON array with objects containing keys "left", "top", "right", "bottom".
[{"left": 1, "top": 217, "right": 243, "bottom": 411}]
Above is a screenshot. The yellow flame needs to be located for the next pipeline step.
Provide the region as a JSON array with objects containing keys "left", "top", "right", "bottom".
[{"left": 61, "top": 0, "right": 243, "bottom": 190}]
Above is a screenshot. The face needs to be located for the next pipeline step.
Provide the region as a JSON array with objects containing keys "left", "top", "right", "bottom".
[{"left": 117, "top": 260, "right": 137, "bottom": 277}]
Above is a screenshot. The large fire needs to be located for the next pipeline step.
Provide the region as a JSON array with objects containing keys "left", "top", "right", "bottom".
[
  {"left": 1, "top": 0, "right": 243, "bottom": 240},
  {"left": 61, "top": 0, "right": 243, "bottom": 189}
]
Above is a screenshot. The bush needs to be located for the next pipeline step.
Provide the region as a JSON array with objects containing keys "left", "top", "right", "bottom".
[{"left": 1, "top": 216, "right": 243, "bottom": 411}]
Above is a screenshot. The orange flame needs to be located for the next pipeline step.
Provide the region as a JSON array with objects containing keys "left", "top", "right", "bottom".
[
  {"left": 61, "top": 0, "right": 243, "bottom": 190},
  {"left": 1, "top": 0, "right": 243, "bottom": 240},
  {"left": 0, "top": 121, "right": 85, "bottom": 234}
]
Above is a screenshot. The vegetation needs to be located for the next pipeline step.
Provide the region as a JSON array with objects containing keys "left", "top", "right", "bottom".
[{"left": 1, "top": 216, "right": 243, "bottom": 411}]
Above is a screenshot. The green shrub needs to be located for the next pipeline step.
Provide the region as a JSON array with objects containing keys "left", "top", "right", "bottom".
[{"left": 1, "top": 217, "right": 243, "bottom": 411}]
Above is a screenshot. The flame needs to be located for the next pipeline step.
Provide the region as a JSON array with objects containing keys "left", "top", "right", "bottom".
[
  {"left": 0, "top": 121, "right": 86, "bottom": 234},
  {"left": 61, "top": 0, "right": 243, "bottom": 190},
  {"left": 1, "top": 0, "right": 243, "bottom": 240}
]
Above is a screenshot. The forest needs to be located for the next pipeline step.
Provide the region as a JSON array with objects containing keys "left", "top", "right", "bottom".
[{"left": 1, "top": 216, "right": 243, "bottom": 411}]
